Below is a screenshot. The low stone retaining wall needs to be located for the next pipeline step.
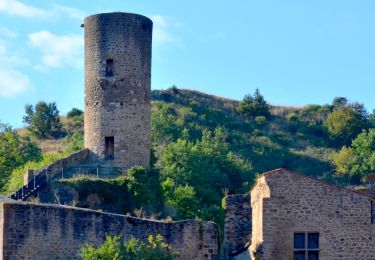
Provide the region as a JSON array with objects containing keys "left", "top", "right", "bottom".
[{"left": 0, "top": 202, "right": 218, "bottom": 259}]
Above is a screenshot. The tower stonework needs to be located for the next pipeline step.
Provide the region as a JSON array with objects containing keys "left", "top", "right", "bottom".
[{"left": 84, "top": 12, "right": 152, "bottom": 169}]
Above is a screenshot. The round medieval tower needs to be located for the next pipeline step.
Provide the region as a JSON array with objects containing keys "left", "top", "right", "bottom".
[{"left": 83, "top": 12, "right": 152, "bottom": 169}]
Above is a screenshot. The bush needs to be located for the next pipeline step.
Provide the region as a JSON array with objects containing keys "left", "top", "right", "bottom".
[
  {"left": 162, "top": 179, "right": 199, "bottom": 219},
  {"left": 286, "top": 113, "right": 298, "bottom": 122},
  {"left": 332, "top": 128, "right": 375, "bottom": 184},
  {"left": 130, "top": 167, "right": 164, "bottom": 212},
  {"left": 0, "top": 123, "right": 41, "bottom": 189},
  {"left": 160, "top": 128, "right": 254, "bottom": 219},
  {"left": 324, "top": 103, "right": 369, "bottom": 147},
  {"left": 67, "top": 108, "right": 83, "bottom": 118},
  {"left": 60, "top": 167, "right": 163, "bottom": 214},
  {"left": 254, "top": 116, "right": 267, "bottom": 125},
  {"left": 151, "top": 103, "right": 182, "bottom": 143},
  {"left": 331, "top": 146, "right": 357, "bottom": 184},
  {"left": 60, "top": 176, "right": 131, "bottom": 212},
  {"left": 66, "top": 132, "right": 84, "bottom": 152},
  {"left": 80, "top": 234, "right": 178, "bottom": 260}
]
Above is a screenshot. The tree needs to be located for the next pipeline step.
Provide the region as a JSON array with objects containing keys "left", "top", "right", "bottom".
[
  {"left": 369, "top": 109, "right": 375, "bottom": 128},
  {"left": 127, "top": 166, "right": 163, "bottom": 211},
  {"left": 160, "top": 128, "right": 254, "bottom": 220},
  {"left": 23, "top": 101, "right": 63, "bottom": 138},
  {"left": 81, "top": 234, "right": 177, "bottom": 260},
  {"left": 237, "top": 89, "right": 270, "bottom": 119},
  {"left": 324, "top": 102, "right": 369, "bottom": 147},
  {"left": 0, "top": 122, "right": 41, "bottom": 189},
  {"left": 127, "top": 166, "right": 151, "bottom": 206},
  {"left": 151, "top": 103, "right": 182, "bottom": 143},
  {"left": 351, "top": 129, "right": 375, "bottom": 174},
  {"left": 331, "top": 146, "right": 357, "bottom": 184},
  {"left": 332, "top": 97, "right": 348, "bottom": 109},
  {"left": 162, "top": 179, "right": 199, "bottom": 219},
  {"left": 67, "top": 108, "right": 83, "bottom": 118},
  {"left": 332, "top": 129, "right": 375, "bottom": 184}
]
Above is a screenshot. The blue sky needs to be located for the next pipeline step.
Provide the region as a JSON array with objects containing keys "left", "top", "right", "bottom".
[{"left": 0, "top": 0, "right": 374, "bottom": 128}]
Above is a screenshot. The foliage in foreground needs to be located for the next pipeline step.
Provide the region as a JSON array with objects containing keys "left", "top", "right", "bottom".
[
  {"left": 0, "top": 123, "right": 41, "bottom": 189},
  {"left": 80, "top": 234, "right": 178, "bottom": 260}
]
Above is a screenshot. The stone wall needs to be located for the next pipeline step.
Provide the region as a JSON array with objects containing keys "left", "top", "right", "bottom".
[
  {"left": 84, "top": 12, "right": 152, "bottom": 170},
  {"left": 223, "top": 193, "right": 251, "bottom": 257},
  {"left": 41, "top": 149, "right": 90, "bottom": 181},
  {"left": 0, "top": 202, "right": 218, "bottom": 260},
  {"left": 251, "top": 168, "right": 375, "bottom": 260},
  {"left": 11, "top": 149, "right": 89, "bottom": 200}
]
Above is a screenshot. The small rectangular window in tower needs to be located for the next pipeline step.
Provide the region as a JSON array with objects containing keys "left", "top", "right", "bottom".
[
  {"left": 105, "top": 136, "right": 114, "bottom": 160},
  {"left": 371, "top": 201, "right": 375, "bottom": 224},
  {"left": 106, "top": 59, "right": 113, "bottom": 77}
]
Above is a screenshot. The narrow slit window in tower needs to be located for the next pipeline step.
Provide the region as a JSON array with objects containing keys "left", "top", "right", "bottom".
[
  {"left": 105, "top": 136, "right": 114, "bottom": 160},
  {"left": 106, "top": 59, "right": 113, "bottom": 77}
]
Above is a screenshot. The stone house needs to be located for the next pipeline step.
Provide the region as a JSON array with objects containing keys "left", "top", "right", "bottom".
[{"left": 225, "top": 168, "right": 375, "bottom": 259}]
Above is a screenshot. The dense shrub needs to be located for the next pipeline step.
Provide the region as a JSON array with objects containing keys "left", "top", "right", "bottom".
[
  {"left": 60, "top": 176, "right": 131, "bottom": 213},
  {"left": 66, "top": 132, "right": 84, "bottom": 152},
  {"left": 0, "top": 123, "right": 41, "bottom": 189},
  {"left": 254, "top": 116, "right": 267, "bottom": 125},
  {"left": 60, "top": 167, "right": 163, "bottom": 214},
  {"left": 324, "top": 104, "right": 369, "bottom": 147},
  {"left": 127, "top": 166, "right": 163, "bottom": 210},
  {"left": 81, "top": 234, "right": 178, "bottom": 260},
  {"left": 332, "top": 129, "right": 375, "bottom": 184},
  {"left": 160, "top": 128, "right": 253, "bottom": 222},
  {"left": 67, "top": 108, "right": 83, "bottom": 118},
  {"left": 151, "top": 102, "right": 182, "bottom": 143},
  {"left": 64, "top": 113, "right": 83, "bottom": 135}
]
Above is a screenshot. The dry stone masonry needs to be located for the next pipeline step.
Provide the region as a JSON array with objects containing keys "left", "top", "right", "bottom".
[
  {"left": 84, "top": 12, "right": 152, "bottom": 170},
  {"left": 0, "top": 202, "right": 218, "bottom": 259},
  {"left": 224, "top": 193, "right": 251, "bottom": 256}
]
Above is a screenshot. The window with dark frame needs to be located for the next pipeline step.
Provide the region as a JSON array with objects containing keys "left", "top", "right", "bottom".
[
  {"left": 294, "top": 232, "right": 319, "bottom": 260},
  {"left": 106, "top": 59, "right": 113, "bottom": 77},
  {"left": 371, "top": 201, "right": 375, "bottom": 224}
]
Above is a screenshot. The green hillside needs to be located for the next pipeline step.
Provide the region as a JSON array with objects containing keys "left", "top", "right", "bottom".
[
  {"left": 1, "top": 88, "right": 374, "bottom": 225},
  {"left": 152, "top": 88, "right": 335, "bottom": 179}
]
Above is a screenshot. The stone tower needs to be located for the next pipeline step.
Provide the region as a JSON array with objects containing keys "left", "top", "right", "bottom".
[{"left": 83, "top": 12, "right": 152, "bottom": 169}]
